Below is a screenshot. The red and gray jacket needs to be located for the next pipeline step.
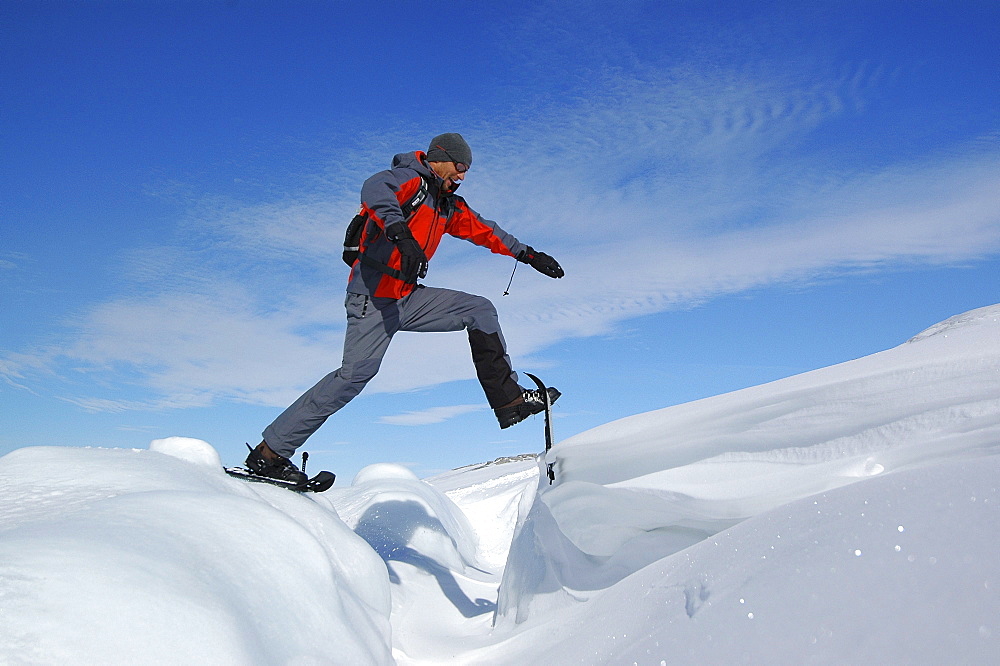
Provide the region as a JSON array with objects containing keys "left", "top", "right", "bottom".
[{"left": 347, "top": 151, "right": 526, "bottom": 300}]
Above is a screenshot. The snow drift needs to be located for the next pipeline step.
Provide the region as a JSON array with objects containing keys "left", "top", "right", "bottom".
[
  {"left": 496, "top": 305, "right": 1000, "bottom": 621},
  {"left": 0, "top": 439, "right": 394, "bottom": 665},
  {"left": 1, "top": 305, "right": 998, "bottom": 664}
]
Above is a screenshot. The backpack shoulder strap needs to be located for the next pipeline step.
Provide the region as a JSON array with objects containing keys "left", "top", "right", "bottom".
[{"left": 399, "top": 175, "right": 429, "bottom": 220}]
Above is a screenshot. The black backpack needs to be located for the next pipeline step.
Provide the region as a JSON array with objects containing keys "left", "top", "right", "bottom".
[{"left": 342, "top": 177, "right": 429, "bottom": 266}]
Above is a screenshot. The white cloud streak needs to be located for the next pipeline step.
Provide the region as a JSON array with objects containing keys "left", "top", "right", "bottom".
[{"left": 378, "top": 404, "right": 487, "bottom": 426}]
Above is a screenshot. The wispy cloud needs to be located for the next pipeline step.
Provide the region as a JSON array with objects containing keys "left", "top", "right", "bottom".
[
  {"left": 4, "top": 54, "right": 999, "bottom": 413},
  {"left": 378, "top": 404, "right": 487, "bottom": 426}
]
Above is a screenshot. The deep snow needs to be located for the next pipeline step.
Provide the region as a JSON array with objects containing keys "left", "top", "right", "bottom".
[{"left": 1, "top": 305, "right": 999, "bottom": 664}]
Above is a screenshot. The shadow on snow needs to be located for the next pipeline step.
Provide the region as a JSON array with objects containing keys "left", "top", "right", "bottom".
[{"left": 354, "top": 499, "right": 496, "bottom": 618}]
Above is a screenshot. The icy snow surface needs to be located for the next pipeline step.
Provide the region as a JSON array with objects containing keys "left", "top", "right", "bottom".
[{"left": 1, "top": 305, "right": 999, "bottom": 664}]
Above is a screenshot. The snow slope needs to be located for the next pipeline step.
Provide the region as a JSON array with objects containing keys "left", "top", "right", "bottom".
[
  {"left": 495, "top": 305, "right": 1000, "bottom": 621},
  {"left": 1, "top": 305, "right": 998, "bottom": 664}
]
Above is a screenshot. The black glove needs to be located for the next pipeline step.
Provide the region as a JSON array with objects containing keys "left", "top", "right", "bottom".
[
  {"left": 518, "top": 246, "right": 564, "bottom": 279},
  {"left": 386, "top": 223, "right": 428, "bottom": 283}
]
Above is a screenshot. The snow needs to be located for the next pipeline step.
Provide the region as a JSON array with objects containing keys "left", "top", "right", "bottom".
[
  {"left": 2, "top": 305, "right": 999, "bottom": 664},
  {"left": 0, "top": 445, "right": 392, "bottom": 664}
]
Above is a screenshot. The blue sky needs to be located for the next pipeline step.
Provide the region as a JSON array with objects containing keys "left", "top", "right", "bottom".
[{"left": 3, "top": 0, "right": 1000, "bottom": 482}]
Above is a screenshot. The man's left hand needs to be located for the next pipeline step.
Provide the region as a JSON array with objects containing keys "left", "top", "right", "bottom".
[{"left": 519, "top": 246, "right": 564, "bottom": 279}]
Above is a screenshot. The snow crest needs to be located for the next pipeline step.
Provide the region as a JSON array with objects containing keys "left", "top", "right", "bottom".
[{"left": 907, "top": 303, "right": 1000, "bottom": 342}]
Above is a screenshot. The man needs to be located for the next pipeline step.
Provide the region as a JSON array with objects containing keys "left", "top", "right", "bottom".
[{"left": 247, "top": 133, "right": 564, "bottom": 483}]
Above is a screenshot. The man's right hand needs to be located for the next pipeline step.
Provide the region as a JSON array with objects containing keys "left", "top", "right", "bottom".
[{"left": 387, "top": 223, "right": 428, "bottom": 283}]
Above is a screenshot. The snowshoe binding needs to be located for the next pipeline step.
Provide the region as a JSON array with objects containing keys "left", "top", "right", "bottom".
[
  {"left": 225, "top": 444, "right": 336, "bottom": 493},
  {"left": 245, "top": 441, "right": 308, "bottom": 485},
  {"left": 494, "top": 384, "right": 561, "bottom": 429}
]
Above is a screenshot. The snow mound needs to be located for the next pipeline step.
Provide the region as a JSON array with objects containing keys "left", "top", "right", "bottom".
[
  {"left": 0, "top": 445, "right": 393, "bottom": 665},
  {"left": 149, "top": 435, "right": 221, "bottom": 468},
  {"left": 352, "top": 462, "right": 421, "bottom": 485}
]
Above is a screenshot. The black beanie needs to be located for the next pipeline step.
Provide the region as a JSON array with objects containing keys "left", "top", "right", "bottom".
[{"left": 426, "top": 133, "right": 472, "bottom": 167}]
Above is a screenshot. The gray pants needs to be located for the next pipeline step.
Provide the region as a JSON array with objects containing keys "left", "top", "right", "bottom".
[{"left": 263, "top": 286, "right": 522, "bottom": 457}]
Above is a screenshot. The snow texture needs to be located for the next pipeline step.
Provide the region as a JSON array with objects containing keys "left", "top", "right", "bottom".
[{"left": 1, "top": 305, "right": 998, "bottom": 664}]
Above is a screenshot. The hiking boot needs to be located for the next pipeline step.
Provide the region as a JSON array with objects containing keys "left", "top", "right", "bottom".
[
  {"left": 494, "top": 386, "right": 561, "bottom": 429},
  {"left": 245, "top": 441, "right": 308, "bottom": 485}
]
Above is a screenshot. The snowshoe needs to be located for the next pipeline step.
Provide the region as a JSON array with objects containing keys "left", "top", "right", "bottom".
[{"left": 225, "top": 466, "right": 336, "bottom": 493}]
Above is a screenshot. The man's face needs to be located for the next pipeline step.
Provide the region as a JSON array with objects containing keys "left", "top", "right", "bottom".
[{"left": 429, "top": 161, "right": 467, "bottom": 192}]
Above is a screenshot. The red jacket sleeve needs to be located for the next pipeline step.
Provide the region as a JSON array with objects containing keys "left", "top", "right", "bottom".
[{"left": 445, "top": 198, "right": 526, "bottom": 258}]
